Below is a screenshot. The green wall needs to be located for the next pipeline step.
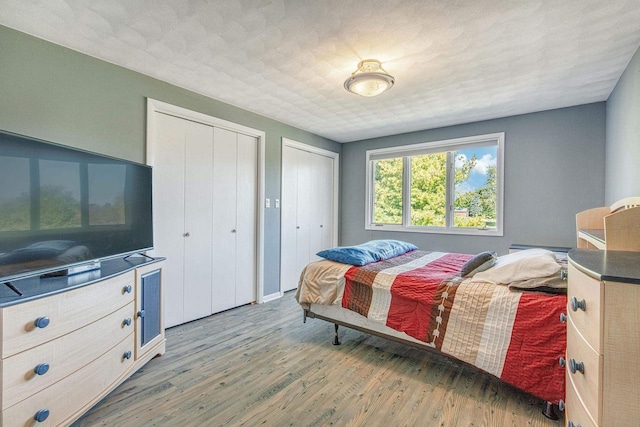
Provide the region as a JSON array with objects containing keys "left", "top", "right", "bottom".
[{"left": 0, "top": 25, "right": 341, "bottom": 297}]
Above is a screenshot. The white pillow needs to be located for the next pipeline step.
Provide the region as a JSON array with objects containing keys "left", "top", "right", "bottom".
[{"left": 471, "top": 248, "right": 560, "bottom": 285}]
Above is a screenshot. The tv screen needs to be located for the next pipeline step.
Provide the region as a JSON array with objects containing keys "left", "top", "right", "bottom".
[{"left": 0, "top": 130, "right": 153, "bottom": 282}]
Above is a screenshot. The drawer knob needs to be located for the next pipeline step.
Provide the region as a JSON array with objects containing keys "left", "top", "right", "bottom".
[
  {"left": 570, "top": 296, "right": 586, "bottom": 312},
  {"left": 34, "top": 317, "right": 50, "bottom": 329},
  {"left": 559, "top": 312, "right": 566, "bottom": 323},
  {"left": 558, "top": 399, "right": 565, "bottom": 411},
  {"left": 34, "top": 409, "right": 50, "bottom": 422},
  {"left": 123, "top": 351, "right": 132, "bottom": 360},
  {"left": 568, "top": 421, "right": 582, "bottom": 427},
  {"left": 123, "top": 285, "right": 133, "bottom": 294},
  {"left": 569, "top": 358, "right": 584, "bottom": 374},
  {"left": 123, "top": 318, "right": 132, "bottom": 327},
  {"left": 559, "top": 357, "right": 566, "bottom": 367},
  {"left": 138, "top": 310, "right": 145, "bottom": 318},
  {"left": 34, "top": 363, "right": 50, "bottom": 376},
  {"left": 560, "top": 269, "right": 568, "bottom": 280}
]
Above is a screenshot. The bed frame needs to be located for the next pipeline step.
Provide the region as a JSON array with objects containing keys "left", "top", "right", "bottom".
[{"left": 302, "top": 303, "right": 561, "bottom": 421}]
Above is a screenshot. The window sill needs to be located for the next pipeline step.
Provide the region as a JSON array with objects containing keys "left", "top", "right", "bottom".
[{"left": 365, "top": 224, "right": 503, "bottom": 237}]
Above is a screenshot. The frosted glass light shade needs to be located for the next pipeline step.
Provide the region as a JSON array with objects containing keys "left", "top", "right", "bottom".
[{"left": 344, "top": 59, "right": 395, "bottom": 97}]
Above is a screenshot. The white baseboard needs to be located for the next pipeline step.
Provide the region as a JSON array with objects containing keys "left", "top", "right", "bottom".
[{"left": 262, "top": 291, "right": 283, "bottom": 303}]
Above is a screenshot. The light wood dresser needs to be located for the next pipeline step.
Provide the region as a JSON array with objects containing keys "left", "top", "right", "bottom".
[
  {"left": 0, "top": 257, "right": 165, "bottom": 426},
  {"left": 564, "top": 249, "right": 640, "bottom": 427}
]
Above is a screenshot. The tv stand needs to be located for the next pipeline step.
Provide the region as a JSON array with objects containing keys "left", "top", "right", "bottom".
[{"left": 0, "top": 257, "right": 165, "bottom": 425}]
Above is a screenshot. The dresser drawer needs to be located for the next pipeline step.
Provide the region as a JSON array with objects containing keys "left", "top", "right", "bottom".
[
  {"left": 567, "top": 263, "right": 603, "bottom": 352},
  {"left": 566, "top": 315, "right": 602, "bottom": 425},
  {"left": 1, "top": 334, "right": 134, "bottom": 426},
  {"left": 0, "top": 271, "right": 135, "bottom": 358},
  {"left": 1, "top": 302, "right": 134, "bottom": 410},
  {"left": 565, "top": 370, "right": 597, "bottom": 427}
]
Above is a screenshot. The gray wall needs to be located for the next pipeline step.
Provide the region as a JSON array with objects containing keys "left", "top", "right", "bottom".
[
  {"left": 340, "top": 104, "right": 606, "bottom": 255},
  {"left": 0, "top": 25, "right": 341, "bottom": 297},
  {"left": 605, "top": 44, "right": 640, "bottom": 204}
]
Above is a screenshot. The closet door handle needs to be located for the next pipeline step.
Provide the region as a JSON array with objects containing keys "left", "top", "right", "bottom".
[
  {"left": 183, "top": 232, "right": 190, "bottom": 237},
  {"left": 231, "top": 229, "right": 237, "bottom": 233}
]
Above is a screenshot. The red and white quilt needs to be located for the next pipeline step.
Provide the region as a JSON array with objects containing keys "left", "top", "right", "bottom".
[{"left": 297, "top": 250, "right": 567, "bottom": 403}]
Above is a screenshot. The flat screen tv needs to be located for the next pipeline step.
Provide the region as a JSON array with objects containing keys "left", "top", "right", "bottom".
[{"left": 0, "top": 130, "right": 153, "bottom": 283}]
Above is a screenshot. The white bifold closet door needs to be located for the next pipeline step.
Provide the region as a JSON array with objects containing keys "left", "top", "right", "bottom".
[
  {"left": 151, "top": 112, "right": 257, "bottom": 327},
  {"left": 212, "top": 128, "right": 257, "bottom": 313},
  {"left": 281, "top": 143, "right": 336, "bottom": 293}
]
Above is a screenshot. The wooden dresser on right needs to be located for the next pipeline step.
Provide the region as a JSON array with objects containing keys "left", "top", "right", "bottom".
[{"left": 564, "top": 249, "right": 640, "bottom": 427}]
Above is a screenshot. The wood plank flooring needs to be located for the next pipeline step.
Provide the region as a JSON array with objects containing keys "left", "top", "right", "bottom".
[{"left": 73, "top": 292, "right": 562, "bottom": 426}]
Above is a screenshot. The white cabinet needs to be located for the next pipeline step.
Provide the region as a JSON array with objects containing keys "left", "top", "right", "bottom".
[
  {"left": 150, "top": 112, "right": 258, "bottom": 327},
  {"left": 0, "top": 259, "right": 165, "bottom": 426},
  {"left": 281, "top": 140, "right": 338, "bottom": 292}
]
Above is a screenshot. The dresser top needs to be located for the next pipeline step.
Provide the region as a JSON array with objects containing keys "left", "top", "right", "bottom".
[
  {"left": 0, "top": 256, "right": 164, "bottom": 307},
  {"left": 569, "top": 249, "right": 640, "bottom": 284}
]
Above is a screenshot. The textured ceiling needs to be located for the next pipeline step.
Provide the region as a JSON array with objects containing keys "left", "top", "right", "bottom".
[{"left": 1, "top": 0, "right": 640, "bottom": 142}]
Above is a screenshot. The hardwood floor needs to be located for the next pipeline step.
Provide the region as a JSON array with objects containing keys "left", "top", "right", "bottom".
[{"left": 74, "top": 291, "right": 562, "bottom": 426}]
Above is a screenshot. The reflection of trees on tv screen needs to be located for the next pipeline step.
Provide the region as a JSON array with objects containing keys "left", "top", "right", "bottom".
[
  {"left": 0, "top": 192, "right": 29, "bottom": 231},
  {"left": 89, "top": 193, "right": 125, "bottom": 225},
  {"left": 40, "top": 185, "right": 81, "bottom": 229}
]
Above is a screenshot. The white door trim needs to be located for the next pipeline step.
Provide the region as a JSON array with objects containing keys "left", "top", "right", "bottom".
[
  {"left": 280, "top": 138, "right": 340, "bottom": 292},
  {"left": 147, "top": 98, "right": 266, "bottom": 304}
]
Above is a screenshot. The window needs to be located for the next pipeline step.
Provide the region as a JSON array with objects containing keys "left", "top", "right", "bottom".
[{"left": 366, "top": 133, "right": 504, "bottom": 236}]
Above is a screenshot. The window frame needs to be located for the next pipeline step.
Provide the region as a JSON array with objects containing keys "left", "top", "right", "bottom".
[{"left": 365, "top": 132, "right": 504, "bottom": 236}]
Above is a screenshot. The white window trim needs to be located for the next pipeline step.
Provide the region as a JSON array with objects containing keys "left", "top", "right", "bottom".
[{"left": 365, "top": 132, "right": 504, "bottom": 236}]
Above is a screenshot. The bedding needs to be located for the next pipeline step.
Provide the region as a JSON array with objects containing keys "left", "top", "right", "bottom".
[
  {"left": 316, "top": 239, "right": 418, "bottom": 266},
  {"left": 296, "top": 249, "right": 567, "bottom": 404}
]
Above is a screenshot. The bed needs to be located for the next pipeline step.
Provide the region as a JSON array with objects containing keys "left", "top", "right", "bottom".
[{"left": 295, "top": 243, "right": 567, "bottom": 415}]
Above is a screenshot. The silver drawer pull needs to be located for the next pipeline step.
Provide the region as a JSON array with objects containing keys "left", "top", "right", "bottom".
[
  {"left": 561, "top": 269, "right": 568, "bottom": 280},
  {"left": 559, "top": 312, "right": 566, "bottom": 323},
  {"left": 123, "top": 318, "right": 132, "bottom": 327},
  {"left": 570, "top": 296, "right": 586, "bottom": 312},
  {"left": 559, "top": 357, "right": 566, "bottom": 367},
  {"left": 123, "top": 351, "right": 132, "bottom": 360},
  {"left": 569, "top": 358, "right": 584, "bottom": 374},
  {"left": 558, "top": 399, "right": 565, "bottom": 411},
  {"left": 568, "top": 421, "right": 582, "bottom": 427},
  {"left": 123, "top": 285, "right": 132, "bottom": 294}
]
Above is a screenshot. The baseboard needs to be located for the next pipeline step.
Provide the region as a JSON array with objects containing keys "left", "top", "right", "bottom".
[{"left": 262, "top": 291, "right": 283, "bottom": 303}]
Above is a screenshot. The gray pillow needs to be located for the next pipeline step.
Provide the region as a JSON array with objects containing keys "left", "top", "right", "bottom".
[{"left": 460, "top": 251, "right": 497, "bottom": 277}]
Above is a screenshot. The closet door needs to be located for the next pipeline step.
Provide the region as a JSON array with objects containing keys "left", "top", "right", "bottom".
[
  {"left": 319, "top": 154, "right": 335, "bottom": 252},
  {"left": 152, "top": 115, "right": 215, "bottom": 327},
  {"left": 280, "top": 142, "right": 338, "bottom": 293},
  {"left": 152, "top": 113, "right": 187, "bottom": 328},
  {"left": 212, "top": 128, "right": 238, "bottom": 314},
  {"left": 280, "top": 145, "right": 299, "bottom": 293},
  {"left": 235, "top": 133, "right": 257, "bottom": 306},
  {"left": 182, "top": 122, "right": 214, "bottom": 322},
  {"left": 308, "top": 152, "right": 324, "bottom": 262},
  {"left": 294, "top": 149, "right": 312, "bottom": 283}
]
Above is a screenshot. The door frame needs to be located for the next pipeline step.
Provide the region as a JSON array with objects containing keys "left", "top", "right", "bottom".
[
  {"left": 146, "top": 98, "right": 266, "bottom": 304},
  {"left": 280, "top": 138, "right": 339, "bottom": 293}
]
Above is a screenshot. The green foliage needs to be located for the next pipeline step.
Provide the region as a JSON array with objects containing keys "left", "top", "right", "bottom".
[
  {"left": 373, "top": 158, "right": 403, "bottom": 224},
  {"left": 372, "top": 150, "right": 497, "bottom": 229},
  {"left": 410, "top": 153, "right": 447, "bottom": 226}
]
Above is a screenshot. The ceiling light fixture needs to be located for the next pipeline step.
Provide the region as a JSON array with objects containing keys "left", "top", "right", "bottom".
[{"left": 344, "top": 59, "right": 395, "bottom": 97}]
